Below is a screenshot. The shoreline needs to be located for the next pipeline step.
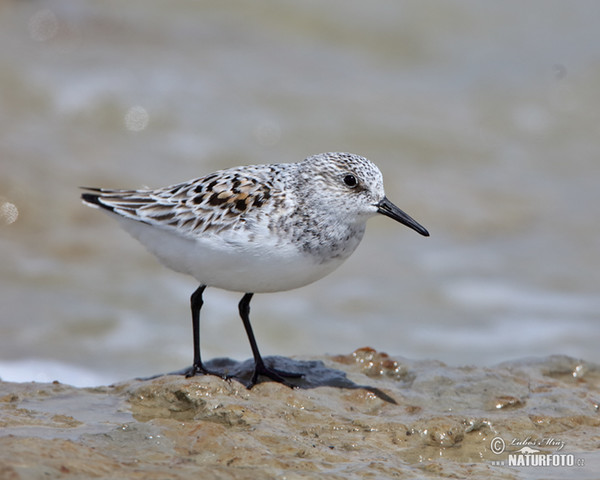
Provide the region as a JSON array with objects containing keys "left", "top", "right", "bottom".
[{"left": 1, "top": 348, "right": 599, "bottom": 479}]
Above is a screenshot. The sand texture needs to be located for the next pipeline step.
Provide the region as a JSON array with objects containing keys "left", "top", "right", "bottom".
[{"left": 1, "top": 348, "right": 599, "bottom": 479}]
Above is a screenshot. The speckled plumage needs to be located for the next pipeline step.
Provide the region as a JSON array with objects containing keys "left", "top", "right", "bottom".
[{"left": 81, "top": 152, "right": 429, "bottom": 387}]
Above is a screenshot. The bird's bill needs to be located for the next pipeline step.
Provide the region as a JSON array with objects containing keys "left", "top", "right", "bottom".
[{"left": 376, "top": 197, "right": 429, "bottom": 237}]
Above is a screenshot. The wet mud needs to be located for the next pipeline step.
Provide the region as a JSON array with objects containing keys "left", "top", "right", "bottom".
[{"left": 1, "top": 348, "right": 599, "bottom": 479}]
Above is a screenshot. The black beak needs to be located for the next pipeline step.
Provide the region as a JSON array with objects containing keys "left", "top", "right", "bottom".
[{"left": 377, "top": 197, "right": 429, "bottom": 237}]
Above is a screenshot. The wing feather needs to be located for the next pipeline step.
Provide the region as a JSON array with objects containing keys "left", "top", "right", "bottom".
[{"left": 80, "top": 165, "right": 286, "bottom": 237}]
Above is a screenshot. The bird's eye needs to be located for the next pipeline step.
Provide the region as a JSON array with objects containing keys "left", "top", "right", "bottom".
[{"left": 343, "top": 174, "right": 358, "bottom": 188}]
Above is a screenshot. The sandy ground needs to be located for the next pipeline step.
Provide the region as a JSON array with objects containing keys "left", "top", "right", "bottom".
[{"left": 1, "top": 348, "right": 599, "bottom": 479}]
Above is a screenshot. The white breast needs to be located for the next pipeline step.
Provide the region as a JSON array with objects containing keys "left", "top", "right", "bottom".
[{"left": 114, "top": 216, "right": 354, "bottom": 293}]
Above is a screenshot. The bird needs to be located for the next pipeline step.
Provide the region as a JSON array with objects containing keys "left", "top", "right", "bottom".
[{"left": 81, "top": 152, "right": 429, "bottom": 387}]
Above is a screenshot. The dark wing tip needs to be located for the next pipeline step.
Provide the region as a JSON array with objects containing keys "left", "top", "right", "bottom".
[{"left": 81, "top": 189, "right": 115, "bottom": 213}]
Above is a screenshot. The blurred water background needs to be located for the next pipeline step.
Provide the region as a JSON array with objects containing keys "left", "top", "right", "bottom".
[{"left": 1, "top": 0, "right": 599, "bottom": 387}]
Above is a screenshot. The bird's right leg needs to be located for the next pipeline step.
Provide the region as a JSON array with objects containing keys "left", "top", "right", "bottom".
[{"left": 238, "top": 293, "right": 303, "bottom": 388}]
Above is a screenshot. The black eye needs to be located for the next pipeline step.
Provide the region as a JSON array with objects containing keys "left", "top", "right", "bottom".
[{"left": 343, "top": 174, "right": 357, "bottom": 187}]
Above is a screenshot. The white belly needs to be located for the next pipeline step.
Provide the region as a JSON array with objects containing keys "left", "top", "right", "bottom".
[{"left": 115, "top": 216, "right": 354, "bottom": 293}]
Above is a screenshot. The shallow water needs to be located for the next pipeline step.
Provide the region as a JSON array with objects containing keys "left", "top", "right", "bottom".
[{"left": 1, "top": 0, "right": 599, "bottom": 386}]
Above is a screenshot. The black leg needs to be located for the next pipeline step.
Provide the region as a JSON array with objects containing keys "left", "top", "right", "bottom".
[
  {"left": 184, "top": 285, "right": 226, "bottom": 379},
  {"left": 238, "top": 293, "right": 303, "bottom": 388}
]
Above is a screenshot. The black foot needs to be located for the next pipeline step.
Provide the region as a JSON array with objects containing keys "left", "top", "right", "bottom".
[
  {"left": 183, "top": 363, "right": 230, "bottom": 381},
  {"left": 249, "top": 362, "right": 304, "bottom": 389}
]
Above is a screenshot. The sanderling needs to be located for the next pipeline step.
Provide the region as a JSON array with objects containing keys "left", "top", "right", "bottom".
[{"left": 81, "top": 152, "right": 429, "bottom": 387}]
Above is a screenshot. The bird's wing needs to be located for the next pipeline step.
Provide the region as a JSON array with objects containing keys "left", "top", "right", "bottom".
[{"left": 81, "top": 167, "right": 283, "bottom": 236}]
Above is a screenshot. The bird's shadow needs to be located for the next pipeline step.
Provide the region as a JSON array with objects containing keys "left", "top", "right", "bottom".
[{"left": 141, "top": 356, "right": 397, "bottom": 405}]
